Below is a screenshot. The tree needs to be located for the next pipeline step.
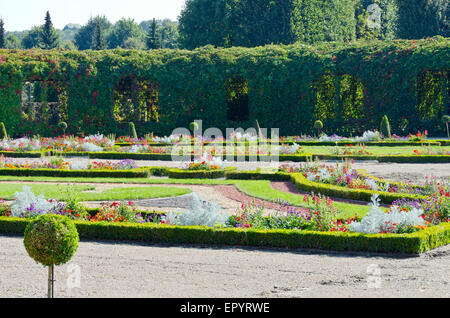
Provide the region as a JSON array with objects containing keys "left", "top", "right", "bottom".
[
  {"left": 74, "top": 16, "right": 112, "bottom": 50},
  {"left": 39, "top": 11, "right": 60, "bottom": 49},
  {"left": 107, "top": 18, "right": 144, "bottom": 49},
  {"left": 178, "top": 0, "right": 358, "bottom": 49},
  {"left": 6, "top": 34, "right": 22, "bottom": 49},
  {"left": 178, "top": 0, "right": 234, "bottom": 49},
  {"left": 123, "top": 37, "right": 146, "bottom": 50},
  {"left": 0, "top": 19, "right": 5, "bottom": 49},
  {"left": 23, "top": 214, "right": 79, "bottom": 298},
  {"left": 146, "top": 18, "right": 161, "bottom": 49},
  {"left": 141, "top": 19, "right": 179, "bottom": 49},
  {"left": 22, "top": 26, "right": 43, "bottom": 49},
  {"left": 60, "top": 40, "right": 77, "bottom": 50},
  {"left": 160, "top": 20, "right": 179, "bottom": 49},
  {"left": 91, "top": 22, "right": 107, "bottom": 50}
]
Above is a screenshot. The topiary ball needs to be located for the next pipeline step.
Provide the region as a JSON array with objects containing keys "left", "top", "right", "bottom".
[
  {"left": 58, "top": 121, "right": 68, "bottom": 130},
  {"left": 23, "top": 214, "right": 79, "bottom": 267},
  {"left": 314, "top": 120, "right": 323, "bottom": 130},
  {"left": 189, "top": 121, "right": 199, "bottom": 132}
]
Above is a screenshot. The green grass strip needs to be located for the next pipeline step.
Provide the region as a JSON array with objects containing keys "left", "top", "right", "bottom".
[{"left": 0, "top": 183, "right": 191, "bottom": 201}]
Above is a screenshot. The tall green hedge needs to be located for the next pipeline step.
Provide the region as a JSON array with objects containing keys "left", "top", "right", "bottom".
[{"left": 0, "top": 37, "right": 448, "bottom": 137}]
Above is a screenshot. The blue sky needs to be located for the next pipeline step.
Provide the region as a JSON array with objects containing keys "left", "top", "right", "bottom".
[{"left": 0, "top": 0, "right": 186, "bottom": 31}]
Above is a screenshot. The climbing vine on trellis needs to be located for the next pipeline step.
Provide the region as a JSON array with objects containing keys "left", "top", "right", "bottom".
[{"left": 0, "top": 37, "right": 448, "bottom": 137}]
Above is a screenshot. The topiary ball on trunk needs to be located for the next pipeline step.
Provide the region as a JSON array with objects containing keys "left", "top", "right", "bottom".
[
  {"left": 23, "top": 214, "right": 79, "bottom": 267},
  {"left": 189, "top": 121, "right": 199, "bottom": 133},
  {"left": 58, "top": 121, "right": 68, "bottom": 131},
  {"left": 314, "top": 120, "right": 323, "bottom": 130}
]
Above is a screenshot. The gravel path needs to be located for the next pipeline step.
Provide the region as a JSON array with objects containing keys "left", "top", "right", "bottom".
[
  {"left": 352, "top": 162, "right": 450, "bottom": 184},
  {"left": 1, "top": 235, "right": 448, "bottom": 298}
]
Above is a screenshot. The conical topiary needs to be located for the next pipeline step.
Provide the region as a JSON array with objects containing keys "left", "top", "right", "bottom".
[
  {"left": 129, "top": 122, "right": 138, "bottom": 139},
  {"left": 380, "top": 115, "right": 391, "bottom": 139},
  {"left": 442, "top": 115, "right": 450, "bottom": 139},
  {"left": 0, "top": 122, "right": 7, "bottom": 139},
  {"left": 255, "top": 119, "right": 263, "bottom": 138}
]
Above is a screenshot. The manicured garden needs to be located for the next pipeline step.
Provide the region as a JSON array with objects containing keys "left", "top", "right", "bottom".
[
  {"left": 0, "top": 39, "right": 448, "bottom": 256},
  {"left": 0, "top": 135, "right": 448, "bottom": 254}
]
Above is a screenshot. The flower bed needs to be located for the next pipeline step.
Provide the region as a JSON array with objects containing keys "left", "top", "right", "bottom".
[
  {"left": 290, "top": 172, "right": 426, "bottom": 204},
  {"left": 281, "top": 161, "right": 447, "bottom": 199},
  {"left": 167, "top": 155, "right": 235, "bottom": 179},
  {"left": 0, "top": 157, "right": 150, "bottom": 178},
  {"left": 167, "top": 168, "right": 234, "bottom": 179},
  {"left": 0, "top": 184, "right": 448, "bottom": 253}
]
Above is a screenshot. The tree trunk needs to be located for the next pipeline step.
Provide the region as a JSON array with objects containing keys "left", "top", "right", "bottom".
[{"left": 48, "top": 265, "right": 54, "bottom": 298}]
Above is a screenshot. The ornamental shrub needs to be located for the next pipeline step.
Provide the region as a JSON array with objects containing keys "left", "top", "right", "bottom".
[
  {"left": 163, "top": 193, "right": 227, "bottom": 227},
  {"left": 349, "top": 195, "right": 425, "bottom": 234},
  {"left": 380, "top": 115, "right": 391, "bottom": 139},
  {"left": 57, "top": 121, "right": 67, "bottom": 135},
  {"left": 23, "top": 214, "right": 79, "bottom": 267},
  {"left": 314, "top": 120, "right": 323, "bottom": 136},
  {"left": 129, "top": 122, "right": 138, "bottom": 139},
  {"left": 0, "top": 122, "right": 7, "bottom": 139},
  {"left": 442, "top": 115, "right": 450, "bottom": 139},
  {"left": 189, "top": 121, "right": 199, "bottom": 134}
]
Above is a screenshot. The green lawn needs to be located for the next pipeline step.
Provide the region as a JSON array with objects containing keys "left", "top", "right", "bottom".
[
  {"left": 0, "top": 183, "right": 191, "bottom": 201},
  {"left": 233, "top": 180, "right": 375, "bottom": 218}
]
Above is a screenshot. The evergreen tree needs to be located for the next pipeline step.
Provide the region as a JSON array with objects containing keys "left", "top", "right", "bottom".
[
  {"left": 146, "top": 18, "right": 161, "bottom": 49},
  {"left": 74, "top": 15, "right": 112, "bottom": 50},
  {"left": 0, "top": 19, "right": 5, "bottom": 49},
  {"left": 40, "top": 11, "right": 60, "bottom": 49},
  {"left": 91, "top": 22, "right": 106, "bottom": 50}
]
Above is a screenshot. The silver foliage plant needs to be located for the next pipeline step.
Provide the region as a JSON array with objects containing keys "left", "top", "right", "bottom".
[
  {"left": 10, "top": 186, "right": 59, "bottom": 218},
  {"left": 163, "top": 193, "right": 228, "bottom": 227},
  {"left": 349, "top": 194, "right": 425, "bottom": 234}
]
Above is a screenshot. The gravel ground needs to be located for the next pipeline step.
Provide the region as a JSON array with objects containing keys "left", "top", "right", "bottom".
[
  {"left": 1, "top": 160, "right": 449, "bottom": 298},
  {"left": 0, "top": 235, "right": 448, "bottom": 298},
  {"left": 9, "top": 156, "right": 450, "bottom": 182},
  {"left": 351, "top": 162, "right": 450, "bottom": 184}
]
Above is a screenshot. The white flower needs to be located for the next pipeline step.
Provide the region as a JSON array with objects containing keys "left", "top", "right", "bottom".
[
  {"left": 127, "top": 145, "right": 143, "bottom": 153},
  {"left": 154, "top": 135, "right": 181, "bottom": 144},
  {"left": 306, "top": 172, "right": 317, "bottom": 181},
  {"left": 317, "top": 168, "right": 331, "bottom": 181},
  {"left": 81, "top": 142, "right": 103, "bottom": 152},
  {"left": 280, "top": 143, "right": 300, "bottom": 154},
  {"left": 355, "top": 131, "right": 380, "bottom": 142},
  {"left": 70, "top": 161, "right": 89, "bottom": 170}
]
